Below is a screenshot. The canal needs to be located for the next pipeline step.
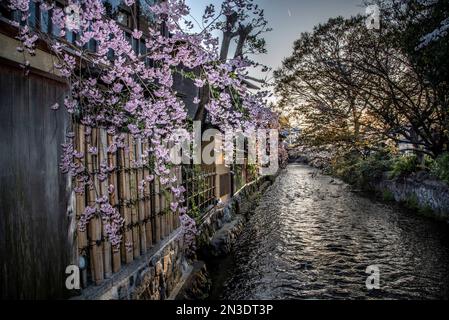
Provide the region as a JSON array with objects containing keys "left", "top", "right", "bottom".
[{"left": 208, "top": 164, "right": 449, "bottom": 300}]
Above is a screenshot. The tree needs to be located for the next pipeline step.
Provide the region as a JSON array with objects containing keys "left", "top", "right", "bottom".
[
  {"left": 7, "top": 0, "right": 276, "bottom": 246},
  {"left": 274, "top": 17, "right": 377, "bottom": 153},
  {"left": 275, "top": 2, "right": 449, "bottom": 158},
  {"left": 377, "top": 0, "right": 449, "bottom": 156},
  {"left": 192, "top": 0, "right": 271, "bottom": 122}
]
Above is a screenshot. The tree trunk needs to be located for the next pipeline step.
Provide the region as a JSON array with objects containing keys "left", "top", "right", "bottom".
[
  {"left": 220, "top": 33, "right": 232, "bottom": 62},
  {"left": 234, "top": 25, "right": 253, "bottom": 59},
  {"left": 194, "top": 86, "right": 210, "bottom": 122}
]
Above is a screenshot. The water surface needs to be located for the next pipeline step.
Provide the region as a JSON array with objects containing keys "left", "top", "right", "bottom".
[{"left": 209, "top": 165, "right": 449, "bottom": 300}]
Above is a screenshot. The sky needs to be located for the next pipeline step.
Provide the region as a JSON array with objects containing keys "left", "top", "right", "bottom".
[{"left": 185, "top": 0, "right": 366, "bottom": 93}]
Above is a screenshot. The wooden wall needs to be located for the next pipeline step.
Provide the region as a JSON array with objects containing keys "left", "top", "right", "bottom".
[{"left": 0, "top": 62, "right": 73, "bottom": 299}]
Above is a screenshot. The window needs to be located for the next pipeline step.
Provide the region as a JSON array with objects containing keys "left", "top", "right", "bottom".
[
  {"left": 117, "top": 10, "right": 132, "bottom": 28},
  {"left": 124, "top": 31, "right": 132, "bottom": 45},
  {"left": 28, "top": 0, "right": 37, "bottom": 29},
  {"left": 51, "top": 5, "right": 63, "bottom": 38},
  {"left": 66, "top": 30, "right": 77, "bottom": 44},
  {"left": 82, "top": 25, "right": 97, "bottom": 52},
  {"left": 0, "top": 0, "right": 42, "bottom": 27},
  {"left": 87, "top": 38, "right": 97, "bottom": 52},
  {"left": 0, "top": 2, "right": 13, "bottom": 21},
  {"left": 139, "top": 0, "right": 157, "bottom": 24},
  {"left": 40, "top": 7, "right": 49, "bottom": 33},
  {"left": 103, "top": 0, "right": 122, "bottom": 18},
  {"left": 107, "top": 48, "right": 115, "bottom": 61},
  {"left": 0, "top": 1, "right": 23, "bottom": 24},
  {"left": 132, "top": 37, "right": 139, "bottom": 54},
  {"left": 103, "top": 0, "right": 134, "bottom": 29},
  {"left": 139, "top": 38, "right": 146, "bottom": 56},
  {"left": 140, "top": 38, "right": 152, "bottom": 66}
]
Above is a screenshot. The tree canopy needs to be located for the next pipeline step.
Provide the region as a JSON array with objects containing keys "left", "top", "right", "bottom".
[{"left": 275, "top": 0, "right": 449, "bottom": 158}]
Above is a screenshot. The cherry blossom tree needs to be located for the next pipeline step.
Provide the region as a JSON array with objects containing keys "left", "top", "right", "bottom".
[{"left": 7, "top": 0, "right": 277, "bottom": 248}]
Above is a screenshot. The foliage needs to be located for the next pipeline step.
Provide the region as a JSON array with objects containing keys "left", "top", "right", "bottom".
[
  {"left": 275, "top": 0, "right": 449, "bottom": 158},
  {"left": 246, "top": 163, "right": 258, "bottom": 182},
  {"left": 430, "top": 153, "right": 449, "bottom": 184},
  {"left": 274, "top": 17, "right": 374, "bottom": 150},
  {"left": 330, "top": 149, "right": 449, "bottom": 188},
  {"left": 389, "top": 154, "right": 419, "bottom": 179},
  {"left": 234, "top": 164, "right": 243, "bottom": 190},
  {"left": 404, "top": 194, "right": 420, "bottom": 211},
  {"left": 382, "top": 190, "right": 395, "bottom": 202},
  {"left": 331, "top": 150, "right": 392, "bottom": 188},
  {"left": 188, "top": 197, "right": 201, "bottom": 222}
]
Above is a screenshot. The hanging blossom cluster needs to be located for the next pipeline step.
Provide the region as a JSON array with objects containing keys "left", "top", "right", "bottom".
[
  {"left": 9, "top": 0, "right": 279, "bottom": 249},
  {"left": 179, "top": 213, "right": 197, "bottom": 257}
]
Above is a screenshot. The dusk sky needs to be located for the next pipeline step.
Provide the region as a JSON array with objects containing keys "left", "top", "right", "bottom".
[{"left": 186, "top": 0, "right": 366, "bottom": 89}]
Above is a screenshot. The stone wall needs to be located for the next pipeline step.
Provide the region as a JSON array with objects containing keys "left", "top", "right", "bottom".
[
  {"left": 75, "top": 230, "right": 187, "bottom": 300},
  {"left": 289, "top": 149, "right": 449, "bottom": 221},
  {"left": 375, "top": 174, "right": 449, "bottom": 220}
]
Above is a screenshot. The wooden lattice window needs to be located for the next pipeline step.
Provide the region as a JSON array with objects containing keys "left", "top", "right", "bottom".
[{"left": 182, "top": 164, "right": 217, "bottom": 218}]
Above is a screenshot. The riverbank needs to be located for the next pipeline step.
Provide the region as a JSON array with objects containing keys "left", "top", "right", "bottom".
[
  {"left": 289, "top": 151, "right": 449, "bottom": 221},
  {"left": 374, "top": 172, "right": 449, "bottom": 220}
]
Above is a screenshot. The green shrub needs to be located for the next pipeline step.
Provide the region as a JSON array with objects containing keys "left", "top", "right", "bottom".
[
  {"left": 382, "top": 190, "right": 395, "bottom": 202},
  {"left": 389, "top": 154, "right": 418, "bottom": 179},
  {"left": 418, "top": 204, "right": 434, "bottom": 217},
  {"left": 331, "top": 151, "right": 392, "bottom": 188},
  {"left": 356, "top": 154, "right": 392, "bottom": 182},
  {"left": 404, "top": 194, "right": 420, "bottom": 210},
  {"left": 431, "top": 153, "right": 449, "bottom": 184},
  {"left": 423, "top": 155, "right": 436, "bottom": 170}
]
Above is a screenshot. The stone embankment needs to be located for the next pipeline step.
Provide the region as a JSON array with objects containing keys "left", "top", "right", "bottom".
[
  {"left": 289, "top": 149, "right": 449, "bottom": 221},
  {"left": 173, "top": 175, "right": 276, "bottom": 299}
]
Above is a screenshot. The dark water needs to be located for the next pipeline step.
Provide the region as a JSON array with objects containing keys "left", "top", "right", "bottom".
[{"left": 209, "top": 165, "right": 449, "bottom": 300}]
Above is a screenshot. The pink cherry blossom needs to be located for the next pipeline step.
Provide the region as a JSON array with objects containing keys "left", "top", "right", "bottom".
[{"left": 8, "top": 0, "right": 279, "bottom": 250}]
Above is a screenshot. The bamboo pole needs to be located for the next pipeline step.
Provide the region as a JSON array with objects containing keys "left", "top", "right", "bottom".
[
  {"left": 87, "top": 128, "right": 104, "bottom": 285},
  {"left": 160, "top": 181, "right": 167, "bottom": 239},
  {"left": 128, "top": 135, "right": 140, "bottom": 259},
  {"left": 136, "top": 139, "right": 147, "bottom": 254},
  {"left": 154, "top": 176, "right": 161, "bottom": 243},
  {"left": 107, "top": 134, "right": 121, "bottom": 274},
  {"left": 119, "top": 134, "right": 133, "bottom": 264},
  {"left": 99, "top": 129, "right": 112, "bottom": 279},
  {"left": 175, "top": 166, "right": 182, "bottom": 229},
  {"left": 168, "top": 167, "right": 174, "bottom": 234},
  {"left": 143, "top": 160, "right": 153, "bottom": 248},
  {"left": 142, "top": 141, "right": 153, "bottom": 248},
  {"left": 75, "top": 123, "right": 88, "bottom": 287}
]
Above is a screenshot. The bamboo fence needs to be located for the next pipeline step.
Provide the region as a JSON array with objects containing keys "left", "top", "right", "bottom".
[{"left": 74, "top": 124, "right": 182, "bottom": 287}]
